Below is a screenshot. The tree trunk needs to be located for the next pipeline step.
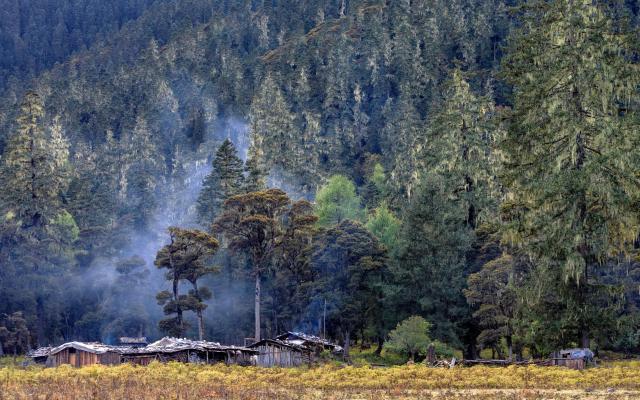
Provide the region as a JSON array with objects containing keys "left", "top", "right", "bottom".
[
  {"left": 464, "top": 342, "right": 478, "bottom": 360},
  {"left": 169, "top": 235, "right": 182, "bottom": 334},
  {"left": 197, "top": 310, "right": 205, "bottom": 341},
  {"left": 374, "top": 337, "right": 383, "bottom": 356},
  {"left": 194, "top": 282, "right": 205, "bottom": 341},
  {"left": 581, "top": 329, "right": 590, "bottom": 349},
  {"left": 173, "top": 274, "right": 182, "bottom": 332},
  {"left": 255, "top": 274, "right": 261, "bottom": 342},
  {"left": 343, "top": 329, "right": 350, "bottom": 360},
  {"left": 506, "top": 336, "right": 513, "bottom": 361}
]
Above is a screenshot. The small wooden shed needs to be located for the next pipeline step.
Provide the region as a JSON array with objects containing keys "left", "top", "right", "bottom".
[
  {"left": 45, "top": 342, "right": 129, "bottom": 367},
  {"left": 551, "top": 348, "right": 594, "bottom": 370},
  {"left": 248, "top": 339, "right": 311, "bottom": 367}
]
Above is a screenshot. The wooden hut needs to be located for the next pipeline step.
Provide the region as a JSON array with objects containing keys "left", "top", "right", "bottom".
[
  {"left": 27, "top": 347, "right": 52, "bottom": 364},
  {"left": 45, "top": 342, "right": 129, "bottom": 367},
  {"left": 248, "top": 339, "right": 311, "bottom": 367},
  {"left": 121, "top": 337, "right": 257, "bottom": 366},
  {"left": 274, "top": 331, "right": 343, "bottom": 355},
  {"left": 551, "top": 348, "right": 594, "bottom": 370}
]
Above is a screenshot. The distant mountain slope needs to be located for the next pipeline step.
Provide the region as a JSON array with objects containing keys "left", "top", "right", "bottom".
[
  {"left": 0, "top": 0, "right": 515, "bottom": 196},
  {"left": 0, "top": 0, "right": 374, "bottom": 154},
  {"left": 0, "top": 0, "right": 168, "bottom": 91}
]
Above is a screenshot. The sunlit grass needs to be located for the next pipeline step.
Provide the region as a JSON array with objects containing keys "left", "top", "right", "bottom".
[{"left": 2, "top": 360, "right": 640, "bottom": 399}]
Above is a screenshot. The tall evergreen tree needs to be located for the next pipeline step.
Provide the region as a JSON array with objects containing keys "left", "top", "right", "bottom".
[
  {"left": 501, "top": 0, "right": 640, "bottom": 347},
  {"left": 0, "top": 92, "right": 69, "bottom": 227},
  {"left": 123, "top": 116, "right": 162, "bottom": 231},
  {"left": 248, "top": 74, "right": 299, "bottom": 173},
  {"left": 243, "top": 129, "right": 268, "bottom": 193},
  {"left": 315, "top": 175, "right": 365, "bottom": 227},
  {"left": 310, "top": 219, "right": 387, "bottom": 358},
  {"left": 421, "top": 69, "right": 500, "bottom": 229},
  {"left": 390, "top": 175, "right": 473, "bottom": 351},
  {"left": 213, "top": 189, "right": 291, "bottom": 342},
  {"left": 196, "top": 139, "right": 244, "bottom": 225}
]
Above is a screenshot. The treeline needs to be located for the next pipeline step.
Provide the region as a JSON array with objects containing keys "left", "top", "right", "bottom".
[
  {"left": 2, "top": 0, "right": 640, "bottom": 360},
  {"left": 0, "top": 0, "right": 162, "bottom": 92}
]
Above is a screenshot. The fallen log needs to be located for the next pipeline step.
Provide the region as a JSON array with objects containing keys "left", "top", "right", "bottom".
[{"left": 461, "top": 359, "right": 535, "bottom": 366}]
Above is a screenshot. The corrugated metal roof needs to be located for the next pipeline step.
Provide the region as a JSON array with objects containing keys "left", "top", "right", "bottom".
[
  {"left": 275, "top": 331, "right": 343, "bottom": 352},
  {"left": 119, "top": 337, "right": 148, "bottom": 344},
  {"left": 48, "top": 342, "right": 133, "bottom": 355},
  {"left": 28, "top": 347, "right": 53, "bottom": 358},
  {"left": 128, "top": 337, "right": 257, "bottom": 354}
]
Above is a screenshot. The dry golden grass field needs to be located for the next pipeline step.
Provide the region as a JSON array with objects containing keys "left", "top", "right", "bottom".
[{"left": 3, "top": 361, "right": 640, "bottom": 399}]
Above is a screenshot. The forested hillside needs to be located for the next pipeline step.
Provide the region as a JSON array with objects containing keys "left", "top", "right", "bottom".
[{"left": 1, "top": 0, "right": 640, "bottom": 360}]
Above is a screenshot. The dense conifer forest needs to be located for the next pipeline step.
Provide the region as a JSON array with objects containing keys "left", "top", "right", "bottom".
[{"left": 1, "top": 0, "right": 640, "bottom": 361}]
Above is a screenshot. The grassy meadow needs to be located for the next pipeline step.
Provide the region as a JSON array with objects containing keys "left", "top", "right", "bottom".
[{"left": 3, "top": 360, "right": 640, "bottom": 399}]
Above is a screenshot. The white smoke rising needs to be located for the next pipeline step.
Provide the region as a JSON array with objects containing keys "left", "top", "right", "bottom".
[{"left": 88, "top": 118, "right": 250, "bottom": 342}]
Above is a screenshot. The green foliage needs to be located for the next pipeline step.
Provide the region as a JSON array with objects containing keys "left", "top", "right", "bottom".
[
  {"left": 309, "top": 219, "right": 388, "bottom": 356},
  {"left": 419, "top": 68, "right": 501, "bottom": 229},
  {"left": 365, "top": 203, "right": 400, "bottom": 253},
  {"left": 465, "top": 254, "right": 524, "bottom": 358},
  {"left": 243, "top": 148, "right": 267, "bottom": 193},
  {"left": 0, "top": 312, "right": 30, "bottom": 356},
  {"left": 51, "top": 210, "right": 80, "bottom": 243},
  {"left": 385, "top": 316, "right": 432, "bottom": 361},
  {"left": 0, "top": 92, "right": 70, "bottom": 227},
  {"left": 390, "top": 175, "right": 473, "bottom": 349},
  {"left": 500, "top": 0, "right": 640, "bottom": 347},
  {"left": 196, "top": 139, "right": 244, "bottom": 225},
  {"left": 349, "top": 346, "right": 408, "bottom": 366},
  {"left": 155, "top": 227, "right": 219, "bottom": 338},
  {"left": 315, "top": 175, "right": 365, "bottom": 227},
  {"left": 361, "top": 163, "right": 388, "bottom": 210},
  {"left": 432, "top": 340, "right": 456, "bottom": 359},
  {"left": 122, "top": 116, "right": 162, "bottom": 230},
  {"left": 214, "top": 188, "right": 292, "bottom": 341},
  {"left": 2, "top": 0, "right": 640, "bottom": 357}
]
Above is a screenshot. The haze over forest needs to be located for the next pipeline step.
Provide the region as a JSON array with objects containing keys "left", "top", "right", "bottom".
[{"left": 1, "top": 0, "right": 640, "bottom": 360}]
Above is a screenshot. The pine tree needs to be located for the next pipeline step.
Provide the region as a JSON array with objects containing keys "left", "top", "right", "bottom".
[
  {"left": 248, "top": 74, "right": 299, "bottom": 173},
  {"left": 213, "top": 189, "right": 291, "bottom": 342},
  {"left": 361, "top": 163, "right": 388, "bottom": 210},
  {"left": 0, "top": 312, "right": 30, "bottom": 357},
  {"left": 123, "top": 116, "right": 162, "bottom": 231},
  {"left": 383, "top": 94, "right": 424, "bottom": 199},
  {"left": 0, "top": 92, "right": 69, "bottom": 227},
  {"left": 310, "top": 219, "right": 387, "bottom": 358},
  {"left": 196, "top": 139, "right": 244, "bottom": 225},
  {"left": 67, "top": 132, "right": 121, "bottom": 256},
  {"left": 155, "top": 227, "right": 219, "bottom": 338},
  {"left": 420, "top": 68, "right": 500, "bottom": 229},
  {"left": 391, "top": 174, "right": 473, "bottom": 350},
  {"left": 464, "top": 253, "right": 524, "bottom": 360},
  {"left": 243, "top": 139, "right": 267, "bottom": 193},
  {"left": 501, "top": 0, "right": 640, "bottom": 348}
]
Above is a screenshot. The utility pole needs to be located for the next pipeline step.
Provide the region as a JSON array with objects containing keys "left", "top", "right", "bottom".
[{"left": 323, "top": 298, "right": 326, "bottom": 340}]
